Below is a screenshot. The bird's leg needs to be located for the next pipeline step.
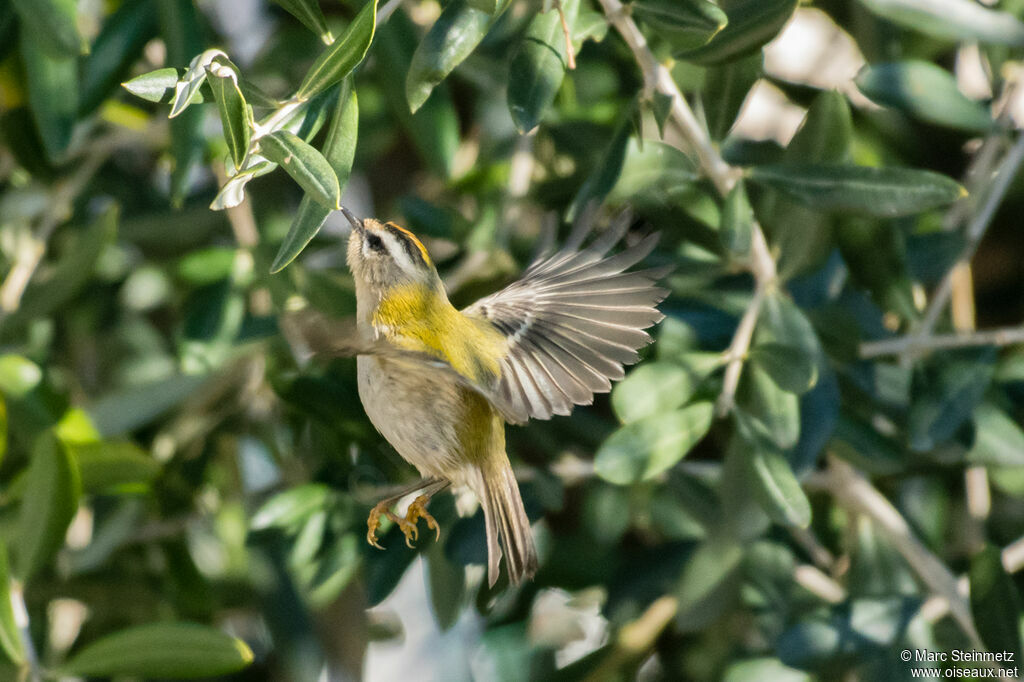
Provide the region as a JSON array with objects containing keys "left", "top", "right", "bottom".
[{"left": 366, "top": 477, "right": 449, "bottom": 549}]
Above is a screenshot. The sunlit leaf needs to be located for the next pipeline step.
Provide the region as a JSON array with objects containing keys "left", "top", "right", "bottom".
[
  {"left": 58, "top": 623, "right": 253, "bottom": 678},
  {"left": 595, "top": 402, "right": 713, "bottom": 485},
  {"left": 508, "top": 0, "right": 578, "bottom": 134},
  {"left": 748, "top": 164, "right": 965, "bottom": 218},
  {"left": 676, "top": 0, "right": 797, "bottom": 65},
  {"left": 206, "top": 60, "right": 253, "bottom": 169},
  {"left": 70, "top": 441, "right": 161, "bottom": 495},
  {"left": 633, "top": 0, "right": 727, "bottom": 50},
  {"left": 295, "top": 0, "right": 378, "bottom": 101},
  {"left": 273, "top": 0, "right": 334, "bottom": 43},
  {"left": 259, "top": 130, "right": 341, "bottom": 209},
  {"left": 122, "top": 68, "right": 183, "bottom": 104},
  {"left": 855, "top": 61, "right": 992, "bottom": 133}
]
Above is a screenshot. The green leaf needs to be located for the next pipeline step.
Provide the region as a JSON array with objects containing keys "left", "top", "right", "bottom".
[
  {"left": 703, "top": 52, "right": 761, "bottom": 141},
  {"left": 122, "top": 67, "right": 182, "bottom": 104},
  {"left": 651, "top": 91, "right": 673, "bottom": 138},
  {"left": 295, "top": 0, "right": 378, "bottom": 101},
  {"left": 855, "top": 61, "right": 992, "bottom": 134},
  {"left": 375, "top": 15, "right": 459, "bottom": 177},
  {"left": 79, "top": 0, "right": 159, "bottom": 116},
  {"left": 784, "top": 90, "right": 853, "bottom": 164},
  {"left": 609, "top": 138, "right": 701, "bottom": 206},
  {"left": 406, "top": 0, "right": 507, "bottom": 113},
  {"left": 169, "top": 49, "right": 225, "bottom": 118},
  {"left": 907, "top": 350, "right": 995, "bottom": 452},
  {"left": 251, "top": 484, "right": 332, "bottom": 530},
  {"left": 507, "top": 0, "right": 578, "bottom": 134},
  {"left": 739, "top": 365, "right": 800, "bottom": 450},
  {"left": 15, "top": 433, "right": 81, "bottom": 582},
  {"left": 676, "top": 0, "right": 797, "bottom": 65},
  {"left": 20, "top": 28, "right": 78, "bottom": 162},
  {"left": 749, "top": 343, "right": 818, "bottom": 395},
  {"left": 0, "top": 356, "right": 43, "bottom": 398},
  {"left": 675, "top": 539, "right": 743, "bottom": 612},
  {"left": 273, "top": 0, "right": 334, "bottom": 43},
  {"left": 69, "top": 441, "right": 161, "bottom": 495},
  {"left": 271, "top": 83, "right": 359, "bottom": 272},
  {"left": 1, "top": 205, "right": 118, "bottom": 335},
  {"left": 87, "top": 373, "right": 208, "bottom": 437},
  {"left": 206, "top": 60, "right": 253, "bottom": 169},
  {"left": 612, "top": 355, "right": 723, "bottom": 424},
  {"left": 59, "top": 623, "right": 253, "bottom": 678},
  {"left": 158, "top": 0, "right": 206, "bottom": 206},
  {"left": 858, "top": 0, "right": 1024, "bottom": 46},
  {"left": 720, "top": 181, "right": 753, "bottom": 256},
  {"left": 11, "top": 0, "right": 84, "bottom": 58},
  {"left": 568, "top": 114, "right": 631, "bottom": 220},
  {"left": 967, "top": 402, "right": 1024, "bottom": 467},
  {"left": 0, "top": 542, "right": 25, "bottom": 665},
  {"left": 259, "top": 130, "right": 341, "bottom": 209},
  {"left": 723, "top": 658, "right": 810, "bottom": 682},
  {"left": 969, "top": 545, "right": 1022, "bottom": 662},
  {"left": 467, "top": 0, "right": 501, "bottom": 11},
  {"left": 748, "top": 164, "right": 965, "bottom": 218},
  {"left": 594, "top": 402, "right": 713, "bottom": 485},
  {"left": 831, "top": 413, "right": 905, "bottom": 476},
  {"left": 632, "top": 0, "right": 728, "bottom": 50},
  {"left": 736, "top": 420, "right": 811, "bottom": 528},
  {"left": 210, "top": 160, "right": 276, "bottom": 211}
]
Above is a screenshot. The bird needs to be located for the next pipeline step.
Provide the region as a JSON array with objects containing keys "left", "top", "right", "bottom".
[{"left": 288, "top": 208, "right": 669, "bottom": 587}]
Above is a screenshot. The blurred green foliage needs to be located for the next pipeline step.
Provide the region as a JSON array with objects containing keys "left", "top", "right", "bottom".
[{"left": 1, "top": 0, "right": 1024, "bottom": 680}]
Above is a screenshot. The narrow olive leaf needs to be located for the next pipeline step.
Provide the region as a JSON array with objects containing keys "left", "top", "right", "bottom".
[
  {"left": 676, "top": 0, "right": 797, "bottom": 66},
  {"left": 206, "top": 62, "right": 253, "bottom": 169},
  {"left": 720, "top": 181, "right": 753, "bottom": 256},
  {"left": 259, "top": 130, "right": 341, "bottom": 208},
  {"left": 736, "top": 418, "right": 812, "bottom": 528},
  {"left": 123, "top": 68, "right": 183, "bottom": 103},
  {"left": 508, "top": 0, "right": 578, "bottom": 134},
  {"left": 375, "top": 16, "right": 459, "bottom": 177},
  {"left": 609, "top": 138, "right": 700, "bottom": 206},
  {"left": 273, "top": 0, "right": 334, "bottom": 43},
  {"left": 856, "top": 61, "right": 992, "bottom": 134},
  {"left": 59, "top": 623, "right": 253, "bottom": 678},
  {"left": 594, "top": 402, "right": 714, "bottom": 485},
  {"left": 907, "top": 350, "right": 995, "bottom": 453},
  {"left": 11, "top": 0, "right": 85, "bottom": 58},
  {"left": 747, "top": 164, "right": 965, "bottom": 218},
  {"left": 467, "top": 0, "right": 501, "bottom": 12},
  {"left": 69, "top": 441, "right": 161, "bottom": 495},
  {"left": 210, "top": 160, "right": 277, "bottom": 210},
  {"left": 969, "top": 545, "right": 1022, "bottom": 662},
  {"left": 749, "top": 343, "right": 818, "bottom": 395},
  {"left": 251, "top": 484, "right": 332, "bottom": 530},
  {"left": 295, "top": 0, "right": 378, "bottom": 101},
  {"left": 271, "top": 85, "right": 359, "bottom": 272},
  {"left": 0, "top": 542, "right": 25, "bottom": 665},
  {"left": 858, "top": 0, "right": 1024, "bottom": 46},
  {"left": 406, "top": 0, "right": 507, "bottom": 113},
  {"left": 651, "top": 91, "right": 673, "bottom": 138},
  {"left": 784, "top": 90, "right": 853, "bottom": 164},
  {"left": 568, "top": 113, "right": 631, "bottom": 220},
  {"left": 967, "top": 402, "right": 1024, "bottom": 467},
  {"left": 676, "top": 539, "right": 744, "bottom": 613},
  {"left": 169, "top": 48, "right": 227, "bottom": 118},
  {"left": 20, "top": 29, "right": 78, "bottom": 163},
  {"left": 703, "top": 52, "right": 761, "bottom": 141},
  {"left": 739, "top": 365, "right": 800, "bottom": 449},
  {"left": 15, "top": 433, "right": 82, "bottom": 582},
  {"left": 632, "top": 0, "right": 728, "bottom": 51},
  {"left": 158, "top": 0, "right": 205, "bottom": 206},
  {"left": 79, "top": 0, "right": 160, "bottom": 116}
]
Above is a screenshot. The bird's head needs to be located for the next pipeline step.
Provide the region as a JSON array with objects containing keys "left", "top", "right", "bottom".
[{"left": 344, "top": 209, "right": 441, "bottom": 297}]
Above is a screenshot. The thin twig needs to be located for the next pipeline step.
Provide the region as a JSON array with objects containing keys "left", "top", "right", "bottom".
[
  {"left": 909, "top": 135, "right": 1024, "bottom": 346},
  {"left": 554, "top": 0, "right": 577, "bottom": 70},
  {"left": 0, "top": 145, "right": 114, "bottom": 315},
  {"left": 596, "top": 0, "right": 777, "bottom": 416},
  {"left": 859, "top": 324, "right": 1024, "bottom": 358},
  {"left": 808, "top": 458, "right": 983, "bottom": 648},
  {"left": 10, "top": 581, "right": 40, "bottom": 681}
]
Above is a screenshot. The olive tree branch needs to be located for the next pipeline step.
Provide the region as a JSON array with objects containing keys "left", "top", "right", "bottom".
[
  {"left": 807, "top": 457, "right": 984, "bottom": 648},
  {"left": 595, "top": 0, "right": 777, "bottom": 416}
]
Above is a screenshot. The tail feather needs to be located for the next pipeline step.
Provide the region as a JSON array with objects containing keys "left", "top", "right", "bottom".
[{"left": 479, "top": 465, "right": 538, "bottom": 587}]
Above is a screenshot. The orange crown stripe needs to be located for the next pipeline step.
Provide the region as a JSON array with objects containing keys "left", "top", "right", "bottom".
[{"left": 385, "top": 222, "right": 431, "bottom": 266}]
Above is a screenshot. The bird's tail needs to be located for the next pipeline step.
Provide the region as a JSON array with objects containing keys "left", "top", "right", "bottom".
[{"left": 477, "top": 462, "right": 538, "bottom": 587}]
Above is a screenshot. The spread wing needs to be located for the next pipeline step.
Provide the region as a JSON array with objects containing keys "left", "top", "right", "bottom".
[
  {"left": 280, "top": 307, "right": 525, "bottom": 424},
  {"left": 462, "top": 219, "right": 670, "bottom": 424}
]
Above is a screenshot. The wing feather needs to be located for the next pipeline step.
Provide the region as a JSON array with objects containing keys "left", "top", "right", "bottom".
[{"left": 463, "top": 217, "right": 668, "bottom": 422}]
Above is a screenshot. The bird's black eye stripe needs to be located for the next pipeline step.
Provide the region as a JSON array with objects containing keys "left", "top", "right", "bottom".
[
  {"left": 384, "top": 223, "right": 425, "bottom": 266},
  {"left": 366, "top": 234, "right": 386, "bottom": 253}
]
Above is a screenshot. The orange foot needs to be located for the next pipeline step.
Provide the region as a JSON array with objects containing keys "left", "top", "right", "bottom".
[{"left": 365, "top": 494, "right": 440, "bottom": 549}]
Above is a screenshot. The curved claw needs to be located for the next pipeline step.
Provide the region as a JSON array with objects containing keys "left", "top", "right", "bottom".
[{"left": 406, "top": 494, "right": 441, "bottom": 542}]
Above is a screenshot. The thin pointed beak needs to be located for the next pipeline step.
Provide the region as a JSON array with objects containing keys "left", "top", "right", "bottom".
[{"left": 341, "top": 207, "right": 363, "bottom": 233}]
